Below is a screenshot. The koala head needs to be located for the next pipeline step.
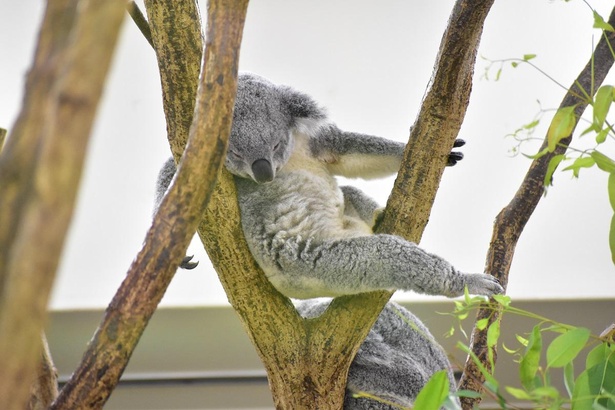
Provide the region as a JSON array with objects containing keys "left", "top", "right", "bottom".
[{"left": 225, "top": 73, "right": 327, "bottom": 183}]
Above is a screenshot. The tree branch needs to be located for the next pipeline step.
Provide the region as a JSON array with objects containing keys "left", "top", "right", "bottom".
[
  {"left": 50, "top": 1, "right": 247, "bottom": 408},
  {"left": 458, "top": 7, "right": 615, "bottom": 409},
  {"left": 0, "top": 0, "right": 125, "bottom": 408}
]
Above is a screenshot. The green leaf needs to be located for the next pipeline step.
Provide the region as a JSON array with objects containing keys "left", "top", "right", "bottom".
[
  {"left": 562, "top": 156, "right": 596, "bottom": 178},
  {"left": 591, "top": 151, "right": 615, "bottom": 173},
  {"left": 455, "top": 389, "right": 483, "bottom": 399},
  {"left": 511, "top": 61, "right": 519, "bottom": 68},
  {"left": 547, "top": 106, "right": 577, "bottom": 152},
  {"left": 520, "top": 325, "right": 543, "bottom": 390},
  {"left": 587, "top": 343, "right": 611, "bottom": 369},
  {"left": 523, "top": 53, "right": 537, "bottom": 61},
  {"left": 487, "top": 321, "right": 500, "bottom": 348},
  {"left": 565, "top": 361, "right": 576, "bottom": 399},
  {"left": 476, "top": 318, "right": 489, "bottom": 330},
  {"left": 492, "top": 294, "right": 511, "bottom": 307},
  {"left": 524, "top": 147, "right": 550, "bottom": 160},
  {"left": 609, "top": 173, "right": 615, "bottom": 212},
  {"left": 545, "top": 154, "right": 566, "bottom": 186},
  {"left": 413, "top": 370, "right": 450, "bottom": 410},
  {"left": 593, "top": 85, "right": 614, "bottom": 130},
  {"left": 572, "top": 367, "right": 594, "bottom": 410},
  {"left": 517, "top": 334, "right": 529, "bottom": 347},
  {"left": 523, "top": 119, "right": 540, "bottom": 130},
  {"left": 505, "top": 386, "right": 531, "bottom": 400},
  {"left": 594, "top": 10, "right": 615, "bottom": 32},
  {"left": 547, "top": 327, "right": 591, "bottom": 369},
  {"left": 596, "top": 128, "right": 610, "bottom": 144}
]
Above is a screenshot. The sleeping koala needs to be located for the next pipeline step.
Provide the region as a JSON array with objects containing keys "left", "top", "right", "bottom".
[
  {"left": 296, "top": 299, "right": 459, "bottom": 409},
  {"left": 156, "top": 72, "right": 502, "bottom": 299}
]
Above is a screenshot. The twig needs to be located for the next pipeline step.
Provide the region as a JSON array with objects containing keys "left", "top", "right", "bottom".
[
  {"left": 457, "top": 7, "right": 615, "bottom": 409},
  {"left": 126, "top": 1, "right": 153, "bottom": 48}
]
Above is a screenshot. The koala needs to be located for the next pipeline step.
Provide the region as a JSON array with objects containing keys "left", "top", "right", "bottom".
[
  {"left": 156, "top": 72, "right": 502, "bottom": 299},
  {"left": 296, "top": 299, "right": 459, "bottom": 409}
]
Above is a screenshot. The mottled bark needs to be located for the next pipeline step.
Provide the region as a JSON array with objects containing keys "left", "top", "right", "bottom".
[
  {"left": 458, "top": 8, "right": 615, "bottom": 409},
  {"left": 0, "top": 0, "right": 124, "bottom": 408}
]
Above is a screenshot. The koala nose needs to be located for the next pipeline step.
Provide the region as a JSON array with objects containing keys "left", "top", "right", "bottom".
[{"left": 251, "top": 159, "right": 274, "bottom": 183}]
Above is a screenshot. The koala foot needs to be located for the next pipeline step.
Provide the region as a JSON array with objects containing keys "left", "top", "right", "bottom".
[
  {"left": 461, "top": 273, "right": 503, "bottom": 297},
  {"left": 180, "top": 255, "right": 199, "bottom": 270}
]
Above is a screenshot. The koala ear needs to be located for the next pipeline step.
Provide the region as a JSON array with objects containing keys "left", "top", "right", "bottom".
[{"left": 279, "top": 86, "right": 327, "bottom": 121}]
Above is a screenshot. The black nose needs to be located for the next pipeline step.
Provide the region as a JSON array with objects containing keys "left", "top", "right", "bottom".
[{"left": 251, "top": 159, "right": 274, "bottom": 183}]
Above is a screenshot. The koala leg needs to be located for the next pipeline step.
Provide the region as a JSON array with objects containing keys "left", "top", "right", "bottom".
[
  {"left": 269, "top": 234, "right": 502, "bottom": 299},
  {"left": 340, "top": 185, "right": 380, "bottom": 227}
]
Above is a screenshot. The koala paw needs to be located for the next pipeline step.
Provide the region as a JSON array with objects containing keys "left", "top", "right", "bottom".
[
  {"left": 180, "top": 255, "right": 199, "bottom": 270},
  {"left": 462, "top": 273, "right": 503, "bottom": 297}
]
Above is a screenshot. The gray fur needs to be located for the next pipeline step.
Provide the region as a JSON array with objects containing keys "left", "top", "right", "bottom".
[
  {"left": 156, "top": 72, "right": 502, "bottom": 299},
  {"left": 296, "top": 300, "right": 460, "bottom": 409}
]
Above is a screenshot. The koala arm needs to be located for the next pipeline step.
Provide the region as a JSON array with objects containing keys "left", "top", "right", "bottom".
[
  {"left": 309, "top": 124, "right": 405, "bottom": 179},
  {"left": 267, "top": 233, "right": 502, "bottom": 299}
]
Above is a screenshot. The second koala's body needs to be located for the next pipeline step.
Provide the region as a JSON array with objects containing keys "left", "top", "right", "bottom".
[{"left": 158, "top": 72, "right": 501, "bottom": 299}]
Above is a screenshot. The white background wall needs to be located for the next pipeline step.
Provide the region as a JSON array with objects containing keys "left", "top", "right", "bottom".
[{"left": 1, "top": 1, "right": 614, "bottom": 309}]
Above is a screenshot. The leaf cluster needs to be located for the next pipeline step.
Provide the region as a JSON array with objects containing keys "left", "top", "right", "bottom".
[{"left": 451, "top": 296, "right": 615, "bottom": 410}]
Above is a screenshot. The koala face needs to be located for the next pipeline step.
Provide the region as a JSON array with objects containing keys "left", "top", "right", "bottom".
[{"left": 225, "top": 73, "right": 326, "bottom": 184}]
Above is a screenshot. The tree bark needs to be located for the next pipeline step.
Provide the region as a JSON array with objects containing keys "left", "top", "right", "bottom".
[
  {"left": 0, "top": 1, "right": 125, "bottom": 408},
  {"left": 50, "top": 1, "right": 247, "bottom": 409},
  {"left": 458, "top": 8, "right": 615, "bottom": 409},
  {"left": 201, "top": 0, "right": 495, "bottom": 407}
]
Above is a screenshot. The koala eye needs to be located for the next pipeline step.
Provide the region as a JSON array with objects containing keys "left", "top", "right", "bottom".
[
  {"left": 273, "top": 142, "right": 281, "bottom": 151},
  {"left": 229, "top": 150, "right": 243, "bottom": 160}
]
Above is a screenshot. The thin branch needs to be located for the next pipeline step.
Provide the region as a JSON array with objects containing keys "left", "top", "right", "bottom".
[
  {"left": 457, "top": 7, "right": 615, "bottom": 409},
  {"left": 50, "top": 1, "right": 247, "bottom": 408},
  {"left": 126, "top": 1, "right": 153, "bottom": 48},
  {"left": 0, "top": 128, "right": 6, "bottom": 152}
]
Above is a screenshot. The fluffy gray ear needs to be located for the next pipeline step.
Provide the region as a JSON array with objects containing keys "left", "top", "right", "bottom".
[{"left": 279, "top": 85, "right": 327, "bottom": 123}]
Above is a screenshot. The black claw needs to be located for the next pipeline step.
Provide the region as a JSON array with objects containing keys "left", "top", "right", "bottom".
[
  {"left": 180, "top": 255, "right": 199, "bottom": 270},
  {"left": 453, "top": 138, "right": 466, "bottom": 148},
  {"left": 446, "top": 151, "right": 464, "bottom": 166}
]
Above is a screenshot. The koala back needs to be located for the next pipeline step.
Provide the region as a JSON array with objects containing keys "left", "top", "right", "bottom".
[{"left": 296, "top": 300, "right": 459, "bottom": 409}]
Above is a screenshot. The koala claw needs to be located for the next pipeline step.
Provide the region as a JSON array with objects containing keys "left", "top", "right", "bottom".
[
  {"left": 447, "top": 139, "right": 466, "bottom": 166},
  {"left": 463, "top": 273, "right": 503, "bottom": 297},
  {"left": 180, "top": 255, "right": 199, "bottom": 270}
]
